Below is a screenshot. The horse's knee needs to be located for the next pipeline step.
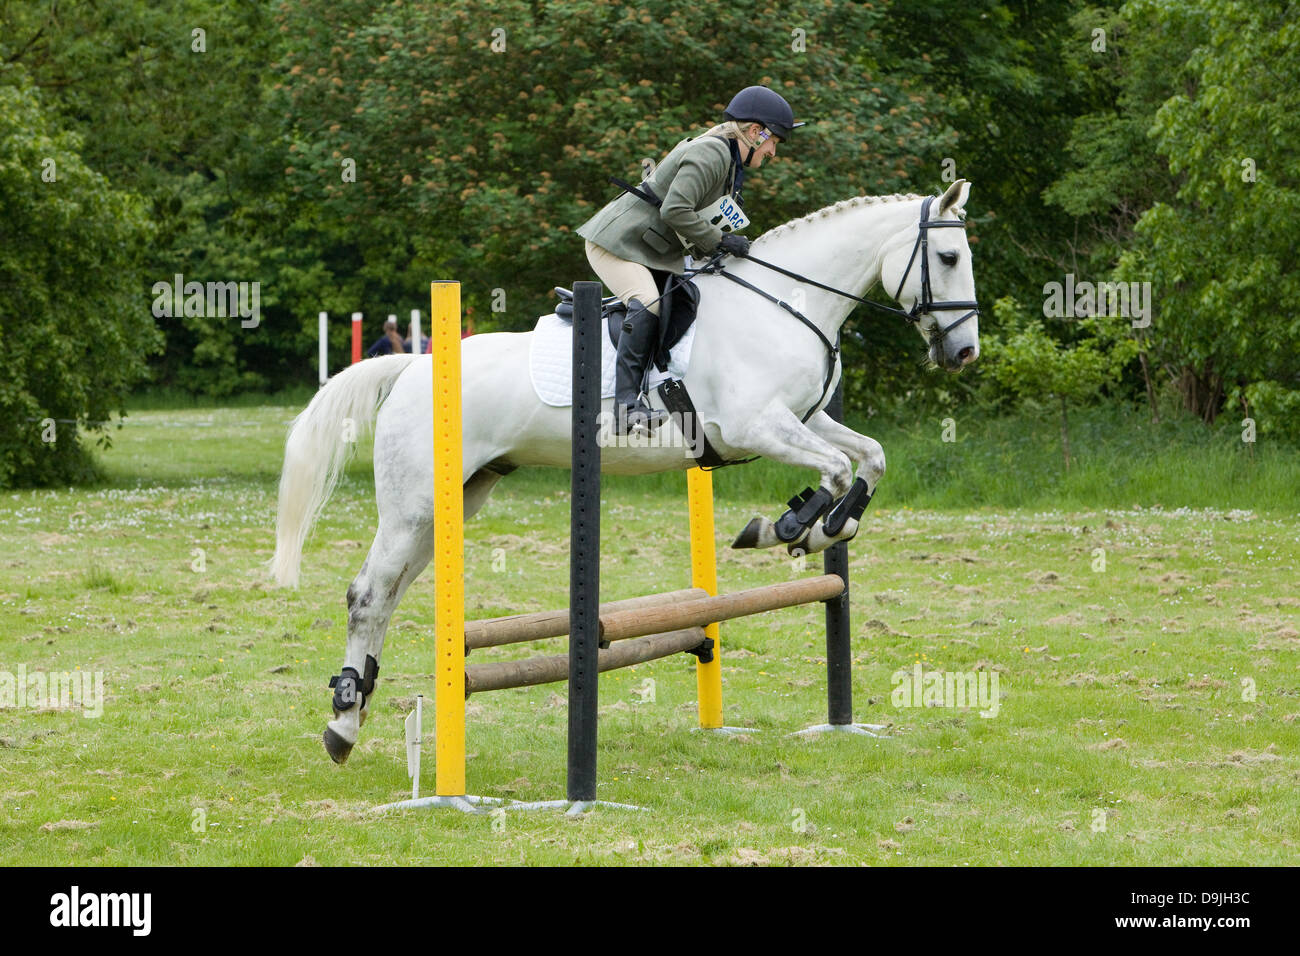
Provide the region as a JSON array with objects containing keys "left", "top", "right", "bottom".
[
  {"left": 861, "top": 437, "right": 885, "bottom": 487},
  {"left": 827, "top": 451, "right": 853, "bottom": 498}
]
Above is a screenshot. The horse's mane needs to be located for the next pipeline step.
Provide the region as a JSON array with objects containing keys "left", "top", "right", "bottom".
[{"left": 758, "top": 192, "right": 925, "bottom": 243}]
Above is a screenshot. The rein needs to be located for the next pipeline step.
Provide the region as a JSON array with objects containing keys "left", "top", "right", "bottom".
[
  {"left": 738, "top": 194, "right": 980, "bottom": 342},
  {"left": 689, "top": 194, "right": 980, "bottom": 423}
]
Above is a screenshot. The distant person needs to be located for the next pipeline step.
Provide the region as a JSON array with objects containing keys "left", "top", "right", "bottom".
[
  {"left": 366, "top": 318, "right": 405, "bottom": 357},
  {"left": 404, "top": 322, "right": 429, "bottom": 354}
]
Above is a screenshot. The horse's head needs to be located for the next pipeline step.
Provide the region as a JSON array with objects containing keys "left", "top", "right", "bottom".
[{"left": 881, "top": 180, "right": 980, "bottom": 372}]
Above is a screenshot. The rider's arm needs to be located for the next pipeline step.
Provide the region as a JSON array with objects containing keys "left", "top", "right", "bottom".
[{"left": 658, "top": 139, "right": 730, "bottom": 256}]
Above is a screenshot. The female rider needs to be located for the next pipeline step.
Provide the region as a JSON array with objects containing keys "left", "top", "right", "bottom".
[{"left": 577, "top": 85, "right": 804, "bottom": 433}]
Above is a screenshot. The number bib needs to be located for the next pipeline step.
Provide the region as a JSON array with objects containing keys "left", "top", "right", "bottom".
[{"left": 705, "top": 194, "right": 750, "bottom": 234}]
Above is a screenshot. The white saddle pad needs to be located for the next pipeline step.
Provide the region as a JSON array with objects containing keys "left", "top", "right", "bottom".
[{"left": 528, "top": 312, "right": 697, "bottom": 407}]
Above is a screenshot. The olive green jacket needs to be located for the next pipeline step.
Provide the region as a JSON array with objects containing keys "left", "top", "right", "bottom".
[{"left": 577, "top": 135, "right": 739, "bottom": 274}]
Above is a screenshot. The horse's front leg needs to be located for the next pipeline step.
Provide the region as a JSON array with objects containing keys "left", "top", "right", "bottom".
[
  {"left": 723, "top": 401, "right": 855, "bottom": 551},
  {"left": 789, "top": 411, "right": 886, "bottom": 554}
]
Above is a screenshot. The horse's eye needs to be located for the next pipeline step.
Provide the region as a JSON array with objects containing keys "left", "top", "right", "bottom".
[{"left": 939, "top": 251, "right": 958, "bottom": 266}]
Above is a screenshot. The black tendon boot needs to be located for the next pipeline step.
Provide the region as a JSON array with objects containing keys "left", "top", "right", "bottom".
[{"left": 614, "top": 298, "right": 669, "bottom": 434}]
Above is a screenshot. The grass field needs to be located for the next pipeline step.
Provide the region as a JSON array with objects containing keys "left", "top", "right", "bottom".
[{"left": 1, "top": 403, "right": 1297, "bottom": 865}]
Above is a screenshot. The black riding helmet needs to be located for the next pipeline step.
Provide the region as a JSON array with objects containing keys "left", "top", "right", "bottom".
[{"left": 724, "top": 86, "right": 805, "bottom": 141}]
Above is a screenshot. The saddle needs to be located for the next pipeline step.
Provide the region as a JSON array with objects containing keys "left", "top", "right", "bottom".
[{"left": 552, "top": 271, "right": 700, "bottom": 373}]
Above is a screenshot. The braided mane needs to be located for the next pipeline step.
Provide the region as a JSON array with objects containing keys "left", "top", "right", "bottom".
[{"left": 758, "top": 193, "right": 924, "bottom": 243}]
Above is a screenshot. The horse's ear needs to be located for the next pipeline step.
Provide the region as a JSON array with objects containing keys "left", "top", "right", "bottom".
[{"left": 938, "top": 179, "right": 971, "bottom": 217}]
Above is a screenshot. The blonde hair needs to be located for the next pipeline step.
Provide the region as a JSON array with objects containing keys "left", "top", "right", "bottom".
[{"left": 701, "top": 119, "right": 761, "bottom": 147}]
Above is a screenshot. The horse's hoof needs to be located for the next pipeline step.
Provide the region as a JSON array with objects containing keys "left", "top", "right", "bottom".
[
  {"left": 834, "top": 518, "right": 861, "bottom": 544},
  {"left": 323, "top": 727, "right": 354, "bottom": 764},
  {"left": 731, "top": 517, "right": 764, "bottom": 549}
]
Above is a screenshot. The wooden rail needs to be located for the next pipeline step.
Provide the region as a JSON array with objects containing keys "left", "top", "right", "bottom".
[
  {"left": 597, "top": 574, "right": 845, "bottom": 643},
  {"left": 464, "top": 627, "right": 709, "bottom": 696},
  {"left": 464, "top": 588, "right": 708, "bottom": 651}
]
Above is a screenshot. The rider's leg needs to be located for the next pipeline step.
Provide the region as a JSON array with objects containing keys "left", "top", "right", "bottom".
[
  {"left": 584, "top": 240, "right": 660, "bottom": 313},
  {"left": 585, "top": 241, "right": 668, "bottom": 432}
]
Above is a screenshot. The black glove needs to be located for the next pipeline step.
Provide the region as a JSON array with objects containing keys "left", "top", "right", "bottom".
[{"left": 717, "top": 233, "right": 750, "bottom": 258}]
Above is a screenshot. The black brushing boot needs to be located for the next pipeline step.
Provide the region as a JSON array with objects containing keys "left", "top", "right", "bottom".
[{"left": 614, "top": 298, "right": 669, "bottom": 434}]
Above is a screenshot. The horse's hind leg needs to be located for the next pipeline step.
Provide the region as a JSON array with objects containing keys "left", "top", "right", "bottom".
[
  {"left": 322, "top": 466, "right": 508, "bottom": 764},
  {"left": 323, "top": 517, "right": 433, "bottom": 764},
  {"left": 464, "top": 466, "right": 508, "bottom": 519}
]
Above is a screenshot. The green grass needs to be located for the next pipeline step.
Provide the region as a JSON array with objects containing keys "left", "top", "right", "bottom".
[{"left": 0, "top": 402, "right": 1296, "bottom": 865}]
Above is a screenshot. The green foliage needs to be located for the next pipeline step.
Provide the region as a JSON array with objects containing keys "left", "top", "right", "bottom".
[
  {"left": 983, "top": 297, "right": 1138, "bottom": 406},
  {"left": 1124, "top": 0, "right": 1300, "bottom": 421},
  {"left": 273, "top": 0, "right": 955, "bottom": 332},
  {"left": 877, "top": 0, "right": 1109, "bottom": 316},
  {"left": 1043, "top": 2, "right": 1195, "bottom": 232},
  {"left": 979, "top": 297, "right": 1138, "bottom": 467},
  {"left": 4, "top": 0, "right": 1298, "bottom": 440},
  {"left": 1, "top": 0, "right": 350, "bottom": 396},
  {"left": 1237, "top": 382, "right": 1300, "bottom": 442},
  {"left": 1046, "top": 0, "right": 1300, "bottom": 423},
  {"left": 0, "top": 72, "right": 159, "bottom": 487}
]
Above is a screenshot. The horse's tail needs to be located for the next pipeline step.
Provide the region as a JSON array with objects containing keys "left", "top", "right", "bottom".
[{"left": 271, "top": 353, "right": 418, "bottom": 587}]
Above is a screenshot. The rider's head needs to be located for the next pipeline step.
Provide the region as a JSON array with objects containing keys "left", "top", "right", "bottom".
[
  {"left": 735, "top": 123, "right": 778, "bottom": 168},
  {"left": 723, "top": 86, "right": 805, "bottom": 168}
]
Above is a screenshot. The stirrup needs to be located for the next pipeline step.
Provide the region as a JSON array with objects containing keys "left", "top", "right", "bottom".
[{"left": 614, "top": 402, "right": 668, "bottom": 435}]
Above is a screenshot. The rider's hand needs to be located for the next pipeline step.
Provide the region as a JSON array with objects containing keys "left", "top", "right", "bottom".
[{"left": 717, "top": 233, "right": 750, "bottom": 258}]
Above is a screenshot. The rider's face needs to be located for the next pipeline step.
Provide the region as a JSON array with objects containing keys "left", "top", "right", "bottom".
[{"left": 744, "top": 125, "right": 779, "bottom": 168}]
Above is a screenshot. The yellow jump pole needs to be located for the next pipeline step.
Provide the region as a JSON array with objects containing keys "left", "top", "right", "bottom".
[
  {"left": 687, "top": 467, "right": 723, "bottom": 728},
  {"left": 375, "top": 281, "right": 505, "bottom": 813},
  {"left": 431, "top": 280, "right": 466, "bottom": 797}
]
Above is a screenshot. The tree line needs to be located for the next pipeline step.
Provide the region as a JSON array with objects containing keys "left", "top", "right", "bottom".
[{"left": 1, "top": 0, "right": 1295, "bottom": 485}]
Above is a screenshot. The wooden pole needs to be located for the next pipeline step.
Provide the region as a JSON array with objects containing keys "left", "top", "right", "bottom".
[
  {"left": 465, "top": 628, "right": 708, "bottom": 696},
  {"left": 465, "top": 588, "right": 708, "bottom": 651},
  {"left": 598, "top": 574, "right": 845, "bottom": 643}
]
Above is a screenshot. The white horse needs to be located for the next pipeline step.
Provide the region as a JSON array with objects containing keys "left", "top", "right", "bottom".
[{"left": 273, "top": 180, "right": 980, "bottom": 763}]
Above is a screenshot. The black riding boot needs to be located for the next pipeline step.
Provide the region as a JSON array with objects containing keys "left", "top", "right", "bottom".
[{"left": 614, "top": 299, "right": 669, "bottom": 434}]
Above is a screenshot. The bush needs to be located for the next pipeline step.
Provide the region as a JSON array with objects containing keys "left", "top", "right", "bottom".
[{"left": 0, "top": 72, "right": 159, "bottom": 487}]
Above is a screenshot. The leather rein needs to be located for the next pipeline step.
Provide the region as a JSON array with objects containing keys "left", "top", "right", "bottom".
[{"left": 695, "top": 194, "right": 980, "bottom": 421}]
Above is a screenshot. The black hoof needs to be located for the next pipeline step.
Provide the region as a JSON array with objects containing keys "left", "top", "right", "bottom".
[
  {"left": 323, "top": 727, "right": 354, "bottom": 765},
  {"left": 731, "top": 517, "right": 764, "bottom": 549}
]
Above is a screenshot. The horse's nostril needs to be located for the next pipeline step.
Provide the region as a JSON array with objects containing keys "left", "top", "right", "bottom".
[{"left": 957, "top": 346, "right": 975, "bottom": 363}]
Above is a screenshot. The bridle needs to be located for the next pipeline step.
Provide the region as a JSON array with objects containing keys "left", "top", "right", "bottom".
[
  {"left": 889, "top": 194, "right": 980, "bottom": 342},
  {"left": 671, "top": 192, "right": 979, "bottom": 425},
  {"left": 725, "top": 193, "right": 980, "bottom": 346}
]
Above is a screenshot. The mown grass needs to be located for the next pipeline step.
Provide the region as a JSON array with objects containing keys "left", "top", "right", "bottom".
[{"left": 0, "top": 401, "right": 1296, "bottom": 866}]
